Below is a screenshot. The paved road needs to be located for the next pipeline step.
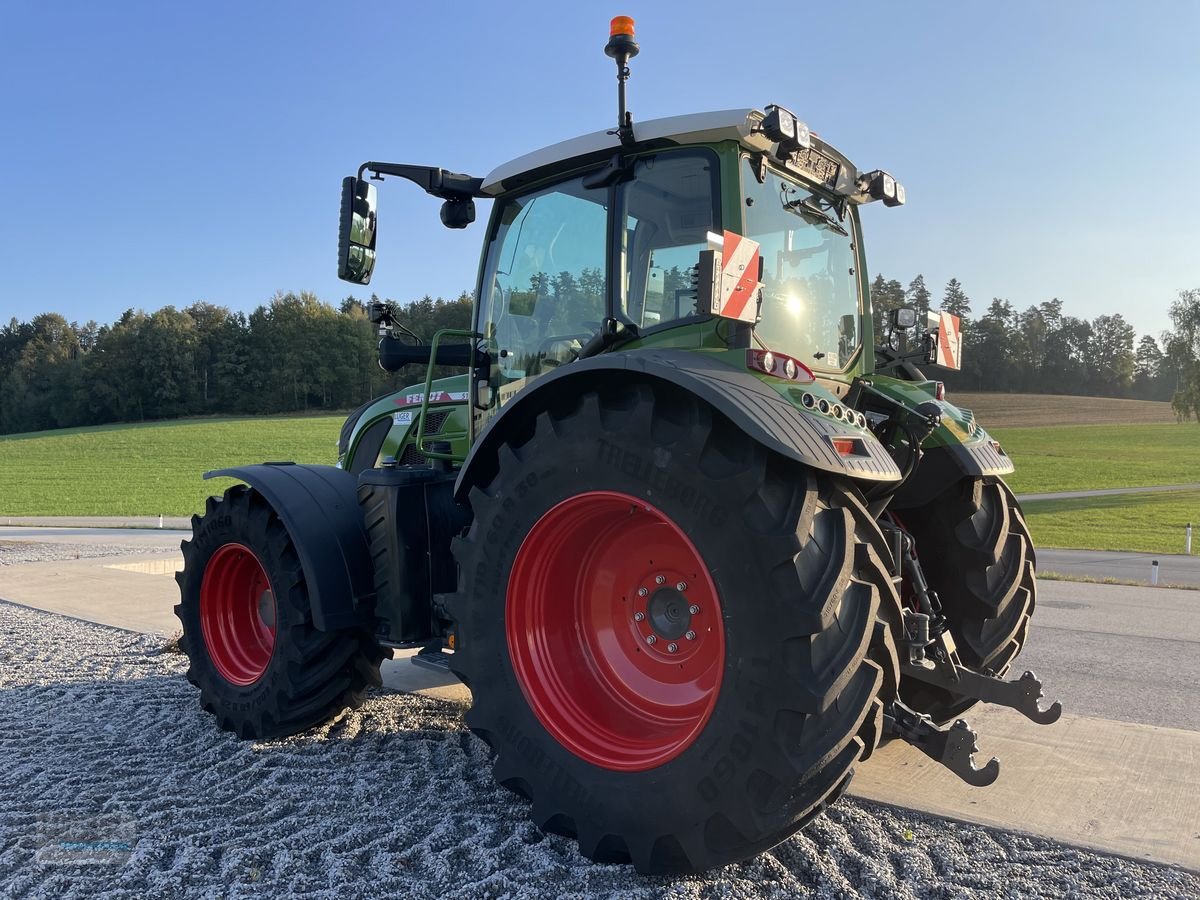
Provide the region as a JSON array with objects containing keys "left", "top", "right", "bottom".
[
  {"left": 1017, "top": 579, "right": 1200, "bottom": 730},
  {"left": 1038, "top": 548, "right": 1200, "bottom": 587},
  {"left": 0, "top": 526, "right": 188, "bottom": 549},
  {"left": 1017, "top": 482, "right": 1200, "bottom": 502}
]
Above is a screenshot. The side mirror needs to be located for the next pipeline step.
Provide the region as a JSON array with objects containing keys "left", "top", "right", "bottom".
[
  {"left": 889, "top": 306, "right": 917, "bottom": 330},
  {"left": 338, "top": 177, "right": 377, "bottom": 284}
]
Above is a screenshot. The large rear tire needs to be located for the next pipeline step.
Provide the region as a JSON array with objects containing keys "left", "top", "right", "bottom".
[
  {"left": 897, "top": 475, "right": 1037, "bottom": 722},
  {"left": 448, "top": 383, "right": 900, "bottom": 874},
  {"left": 175, "top": 485, "right": 387, "bottom": 739}
]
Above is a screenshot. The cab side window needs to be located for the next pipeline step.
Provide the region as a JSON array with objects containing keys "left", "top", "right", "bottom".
[
  {"left": 480, "top": 179, "right": 607, "bottom": 385},
  {"left": 623, "top": 150, "right": 720, "bottom": 328}
]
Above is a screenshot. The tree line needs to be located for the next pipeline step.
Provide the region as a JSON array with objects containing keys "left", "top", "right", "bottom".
[
  {"left": 870, "top": 275, "right": 1200, "bottom": 417},
  {"left": 3, "top": 278, "right": 1198, "bottom": 436},
  {"left": 0, "top": 292, "right": 471, "bottom": 435}
]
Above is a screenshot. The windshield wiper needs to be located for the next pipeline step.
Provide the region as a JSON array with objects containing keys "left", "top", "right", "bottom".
[{"left": 783, "top": 196, "right": 849, "bottom": 236}]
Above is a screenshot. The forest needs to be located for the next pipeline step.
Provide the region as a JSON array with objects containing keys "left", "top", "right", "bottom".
[{"left": 2, "top": 277, "right": 1197, "bottom": 435}]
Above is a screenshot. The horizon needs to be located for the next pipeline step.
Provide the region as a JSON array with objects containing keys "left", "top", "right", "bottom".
[{"left": 2, "top": 2, "right": 1196, "bottom": 342}]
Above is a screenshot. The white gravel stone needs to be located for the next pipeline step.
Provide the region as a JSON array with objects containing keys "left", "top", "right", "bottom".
[
  {"left": 0, "top": 601, "right": 1196, "bottom": 899},
  {"left": 0, "top": 541, "right": 136, "bottom": 566}
]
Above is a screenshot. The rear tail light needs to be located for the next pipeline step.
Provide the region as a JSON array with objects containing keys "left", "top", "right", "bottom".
[
  {"left": 747, "top": 349, "right": 815, "bottom": 383},
  {"left": 830, "top": 437, "right": 866, "bottom": 457},
  {"left": 935, "top": 381, "right": 945, "bottom": 401}
]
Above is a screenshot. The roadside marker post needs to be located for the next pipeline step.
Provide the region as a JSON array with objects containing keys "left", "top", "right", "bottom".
[
  {"left": 158, "top": 514, "right": 164, "bottom": 529},
  {"left": 1150, "top": 560, "right": 1160, "bottom": 586},
  {"left": 1187, "top": 523, "right": 1192, "bottom": 555}
]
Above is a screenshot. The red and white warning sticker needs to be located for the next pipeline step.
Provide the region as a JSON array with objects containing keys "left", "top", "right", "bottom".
[
  {"left": 714, "top": 231, "right": 761, "bottom": 323},
  {"left": 935, "top": 312, "right": 962, "bottom": 370}
]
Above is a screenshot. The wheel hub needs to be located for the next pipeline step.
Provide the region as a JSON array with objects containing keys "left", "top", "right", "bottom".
[
  {"left": 257, "top": 590, "right": 276, "bottom": 629},
  {"left": 506, "top": 490, "right": 725, "bottom": 772},
  {"left": 646, "top": 587, "right": 690, "bottom": 640},
  {"left": 200, "top": 542, "right": 277, "bottom": 686}
]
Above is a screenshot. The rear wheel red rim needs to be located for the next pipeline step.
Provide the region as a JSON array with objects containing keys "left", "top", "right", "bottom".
[
  {"left": 506, "top": 491, "right": 725, "bottom": 771},
  {"left": 200, "top": 542, "right": 277, "bottom": 686}
]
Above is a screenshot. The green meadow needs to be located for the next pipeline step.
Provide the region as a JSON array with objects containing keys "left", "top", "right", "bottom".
[
  {"left": 0, "top": 416, "right": 342, "bottom": 517},
  {"left": 992, "top": 424, "right": 1198, "bottom": 495},
  {"left": 1021, "top": 490, "right": 1200, "bottom": 555},
  {"left": 1, "top": 411, "right": 1197, "bottom": 554}
]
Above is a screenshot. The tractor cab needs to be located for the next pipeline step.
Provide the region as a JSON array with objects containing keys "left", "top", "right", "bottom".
[{"left": 340, "top": 104, "right": 910, "bottom": 450}]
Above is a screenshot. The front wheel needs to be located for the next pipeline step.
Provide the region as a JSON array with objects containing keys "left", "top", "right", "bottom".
[
  {"left": 175, "top": 485, "right": 387, "bottom": 739},
  {"left": 448, "top": 383, "right": 900, "bottom": 874},
  {"left": 897, "top": 475, "right": 1037, "bottom": 722}
]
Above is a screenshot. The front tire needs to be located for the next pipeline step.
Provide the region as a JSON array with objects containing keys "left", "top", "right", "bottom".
[
  {"left": 897, "top": 475, "right": 1037, "bottom": 722},
  {"left": 448, "top": 383, "right": 899, "bottom": 874},
  {"left": 175, "top": 485, "right": 387, "bottom": 739}
]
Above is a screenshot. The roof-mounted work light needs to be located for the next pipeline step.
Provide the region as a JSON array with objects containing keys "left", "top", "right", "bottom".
[
  {"left": 859, "top": 169, "right": 906, "bottom": 207},
  {"left": 761, "top": 104, "right": 811, "bottom": 153}
]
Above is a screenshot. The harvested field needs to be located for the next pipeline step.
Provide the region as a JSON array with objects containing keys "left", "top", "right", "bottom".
[{"left": 950, "top": 392, "right": 1178, "bottom": 428}]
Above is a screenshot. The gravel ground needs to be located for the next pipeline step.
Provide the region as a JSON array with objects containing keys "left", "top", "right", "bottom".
[
  {"left": 0, "top": 541, "right": 137, "bottom": 566},
  {"left": 0, "top": 602, "right": 1196, "bottom": 899}
]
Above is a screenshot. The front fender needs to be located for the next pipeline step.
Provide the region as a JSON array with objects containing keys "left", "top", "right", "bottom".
[
  {"left": 204, "top": 463, "right": 374, "bottom": 631},
  {"left": 865, "top": 377, "right": 1016, "bottom": 508},
  {"left": 455, "top": 348, "right": 901, "bottom": 502}
]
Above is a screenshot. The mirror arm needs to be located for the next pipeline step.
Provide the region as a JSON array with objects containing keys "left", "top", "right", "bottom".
[{"left": 357, "top": 162, "right": 485, "bottom": 200}]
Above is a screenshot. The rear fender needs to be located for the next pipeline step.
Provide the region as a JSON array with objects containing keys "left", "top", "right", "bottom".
[
  {"left": 204, "top": 463, "right": 373, "bottom": 631},
  {"left": 454, "top": 348, "right": 902, "bottom": 502}
]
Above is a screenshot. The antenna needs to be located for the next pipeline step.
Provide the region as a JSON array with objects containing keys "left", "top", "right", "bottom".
[{"left": 604, "top": 16, "right": 639, "bottom": 147}]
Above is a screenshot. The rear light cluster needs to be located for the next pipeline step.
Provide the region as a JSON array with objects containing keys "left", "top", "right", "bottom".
[
  {"left": 798, "top": 391, "right": 868, "bottom": 429},
  {"left": 830, "top": 436, "right": 867, "bottom": 457},
  {"left": 746, "top": 349, "right": 814, "bottom": 383}
]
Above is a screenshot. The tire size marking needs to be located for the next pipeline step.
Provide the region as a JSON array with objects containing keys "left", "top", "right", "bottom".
[
  {"left": 198, "top": 515, "right": 231, "bottom": 541},
  {"left": 595, "top": 438, "right": 726, "bottom": 526},
  {"left": 697, "top": 659, "right": 770, "bottom": 804},
  {"left": 499, "top": 714, "right": 594, "bottom": 809}
]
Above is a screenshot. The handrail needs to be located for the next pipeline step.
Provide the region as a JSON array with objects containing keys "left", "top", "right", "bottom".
[{"left": 417, "top": 328, "right": 479, "bottom": 462}]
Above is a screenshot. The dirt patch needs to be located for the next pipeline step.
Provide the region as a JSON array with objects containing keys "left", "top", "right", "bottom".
[{"left": 950, "top": 393, "right": 1178, "bottom": 428}]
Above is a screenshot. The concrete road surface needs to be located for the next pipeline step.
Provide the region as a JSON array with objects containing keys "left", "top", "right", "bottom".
[
  {"left": 1017, "top": 483, "right": 1200, "bottom": 502},
  {"left": 1038, "top": 548, "right": 1200, "bottom": 587},
  {"left": 1015, "top": 579, "right": 1200, "bottom": 730},
  {"left": 0, "top": 526, "right": 189, "bottom": 549}
]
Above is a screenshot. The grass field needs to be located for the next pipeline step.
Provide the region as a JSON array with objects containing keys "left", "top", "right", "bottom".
[
  {"left": 990, "top": 424, "right": 1198, "bottom": 494},
  {"left": 1022, "top": 491, "right": 1200, "bottom": 555},
  {"left": 1, "top": 395, "right": 1197, "bottom": 549},
  {"left": 0, "top": 416, "right": 341, "bottom": 516}
]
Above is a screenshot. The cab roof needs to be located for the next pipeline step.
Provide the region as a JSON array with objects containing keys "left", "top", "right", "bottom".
[{"left": 480, "top": 108, "right": 775, "bottom": 196}]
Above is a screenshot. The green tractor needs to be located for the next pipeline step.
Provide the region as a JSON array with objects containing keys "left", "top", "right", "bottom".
[{"left": 175, "top": 18, "right": 1059, "bottom": 874}]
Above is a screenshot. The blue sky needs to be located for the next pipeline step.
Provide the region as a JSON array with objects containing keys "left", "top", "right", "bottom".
[{"left": 2, "top": 1, "right": 1196, "bottom": 341}]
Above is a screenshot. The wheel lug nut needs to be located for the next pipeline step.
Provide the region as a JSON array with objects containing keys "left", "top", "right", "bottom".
[
  {"left": 637, "top": 587, "right": 648, "bottom": 597},
  {"left": 676, "top": 581, "right": 687, "bottom": 591},
  {"left": 655, "top": 575, "right": 666, "bottom": 585},
  {"left": 688, "top": 604, "right": 700, "bottom": 615},
  {"left": 685, "top": 630, "right": 696, "bottom": 641},
  {"left": 634, "top": 611, "right": 646, "bottom": 622},
  {"left": 646, "top": 634, "right": 657, "bottom": 645},
  {"left": 667, "top": 642, "right": 678, "bottom": 653}
]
